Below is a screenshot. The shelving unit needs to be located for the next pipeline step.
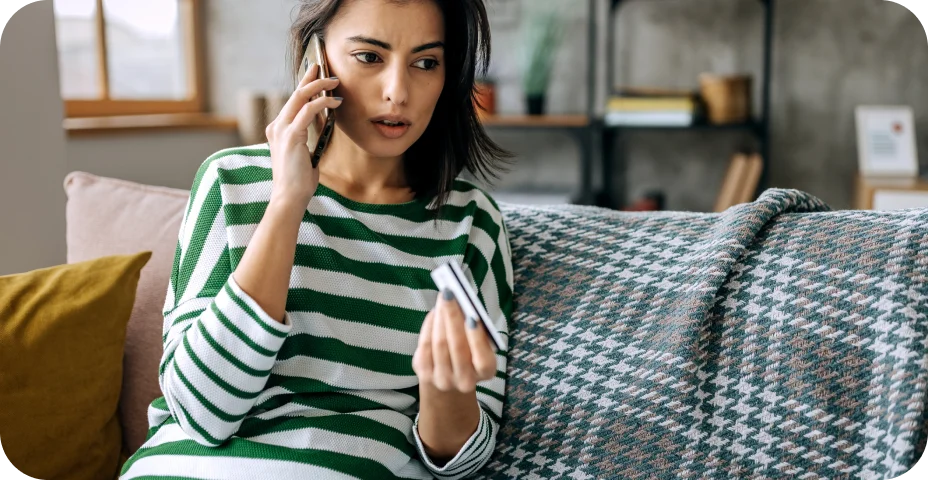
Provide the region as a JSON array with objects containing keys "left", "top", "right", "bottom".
[
  {"left": 599, "top": 0, "right": 776, "bottom": 209},
  {"left": 481, "top": 0, "right": 775, "bottom": 210}
]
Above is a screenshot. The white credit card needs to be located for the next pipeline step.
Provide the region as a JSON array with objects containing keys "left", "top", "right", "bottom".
[{"left": 430, "top": 260, "right": 506, "bottom": 352}]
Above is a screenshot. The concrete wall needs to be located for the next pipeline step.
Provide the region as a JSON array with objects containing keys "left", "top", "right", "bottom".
[
  {"left": 607, "top": 0, "right": 928, "bottom": 210},
  {"left": 771, "top": 0, "right": 928, "bottom": 208},
  {"left": 0, "top": 1, "right": 68, "bottom": 276}
]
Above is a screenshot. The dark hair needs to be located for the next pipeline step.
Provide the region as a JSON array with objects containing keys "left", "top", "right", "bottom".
[{"left": 288, "top": 0, "right": 514, "bottom": 221}]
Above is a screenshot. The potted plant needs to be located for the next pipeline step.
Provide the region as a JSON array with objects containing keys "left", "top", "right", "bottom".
[{"left": 521, "top": 7, "right": 563, "bottom": 115}]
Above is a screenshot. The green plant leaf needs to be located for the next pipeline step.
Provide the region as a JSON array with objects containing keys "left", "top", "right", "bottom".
[{"left": 520, "top": 7, "right": 565, "bottom": 96}]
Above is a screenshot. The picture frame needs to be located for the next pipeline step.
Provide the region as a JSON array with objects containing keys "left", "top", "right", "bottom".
[{"left": 855, "top": 105, "right": 919, "bottom": 177}]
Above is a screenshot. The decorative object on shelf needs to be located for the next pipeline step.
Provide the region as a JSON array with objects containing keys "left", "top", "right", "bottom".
[
  {"left": 855, "top": 105, "right": 919, "bottom": 178},
  {"left": 474, "top": 77, "right": 497, "bottom": 117},
  {"left": 264, "top": 91, "right": 289, "bottom": 131},
  {"left": 698, "top": 73, "right": 752, "bottom": 125},
  {"left": 236, "top": 89, "right": 267, "bottom": 145},
  {"left": 621, "top": 190, "right": 665, "bottom": 211},
  {"left": 526, "top": 96, "right": 545, "bottom": 116},
  {"left": 714, "top": 152, "right": 763, "bottom": 212},
  {"left": 520, "top": 4, "right": 564, "bottom": 115},
  {"left": 855, "top": 173, "right": 928, "bottom": 210}
]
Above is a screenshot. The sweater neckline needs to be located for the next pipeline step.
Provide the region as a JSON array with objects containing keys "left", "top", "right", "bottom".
[{"left": 314, "top": 181, "right": 429, "bottom": 214}]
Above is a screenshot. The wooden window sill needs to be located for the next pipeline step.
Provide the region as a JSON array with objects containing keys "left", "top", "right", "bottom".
[{"left": 64, "top": 113, "right": 239, "bottom": 137}]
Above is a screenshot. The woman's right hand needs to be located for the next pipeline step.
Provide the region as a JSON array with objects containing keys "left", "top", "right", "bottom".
[{"left": 265, "top": 62, "right": 343, "bottom": 206}]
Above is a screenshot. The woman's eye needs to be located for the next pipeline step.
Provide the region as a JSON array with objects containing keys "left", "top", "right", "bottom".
[
  {"left": 354, "top": 52, "right": 381, "bottom": 64},
  {"left": 414, "top": 59, "right": 440, "bottom": 71}
]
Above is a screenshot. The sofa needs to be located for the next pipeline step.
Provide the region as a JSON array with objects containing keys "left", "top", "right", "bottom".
[{"left": 5, "top": 170, "right": 926, "bottom": 479}]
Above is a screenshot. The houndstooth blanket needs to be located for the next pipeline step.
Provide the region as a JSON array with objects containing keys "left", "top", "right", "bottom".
[{"left": 479, "top": 189, "right": 927, "bottom": 480}]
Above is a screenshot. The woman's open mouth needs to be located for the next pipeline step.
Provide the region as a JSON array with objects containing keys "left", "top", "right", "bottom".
[{"left": 371, "top": 115, "right": 411, "bottom": 139}]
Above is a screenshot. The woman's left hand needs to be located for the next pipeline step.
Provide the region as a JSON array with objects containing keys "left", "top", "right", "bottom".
[{"left": 413, "top": 289, "right": 497, "bottom": 392}]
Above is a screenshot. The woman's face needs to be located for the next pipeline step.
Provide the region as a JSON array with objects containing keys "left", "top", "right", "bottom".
[{"left": 323, "top": 0, "right": 446, "bottom": 159}]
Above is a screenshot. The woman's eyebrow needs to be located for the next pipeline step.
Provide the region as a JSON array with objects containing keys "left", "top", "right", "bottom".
[
  {"left": 412, "top": 41, "right": 444, "bottom": 53},
  {"left": 347, "top": 36, "right": 444, "bottom": 53}
]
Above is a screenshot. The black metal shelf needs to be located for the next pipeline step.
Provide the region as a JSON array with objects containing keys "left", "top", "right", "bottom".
[
  {"left": 598, "top": 0, "right": 776, "bottom": 210},
  {"left": 481, "top": 0, "right": 775, "bottom": 210}
]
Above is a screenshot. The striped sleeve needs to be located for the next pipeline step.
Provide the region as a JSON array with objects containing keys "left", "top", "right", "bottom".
[
  {"left": 411, "top": 190, "right": 514, "bottom": 479},
  {"left": 158, "top": 156, "right": 293, "bottom": 447}
]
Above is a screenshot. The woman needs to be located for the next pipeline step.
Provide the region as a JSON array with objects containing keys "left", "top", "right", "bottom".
[{"left": 119, "top": 0, "right": 514, "bottom": 478}]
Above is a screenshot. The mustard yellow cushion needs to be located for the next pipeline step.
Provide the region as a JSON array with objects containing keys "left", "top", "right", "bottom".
[{"left": 0, "top": 251, "right": 152, "bottom": 480}]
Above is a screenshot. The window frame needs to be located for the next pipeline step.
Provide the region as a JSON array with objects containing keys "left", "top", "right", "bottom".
[{"left": 62, "top": 0, "right": 206, "bottom": 118}]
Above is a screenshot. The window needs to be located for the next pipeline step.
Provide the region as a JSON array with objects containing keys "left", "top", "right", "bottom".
[{"left": 53, "top": 0, "right": 205, "bottom": 118}]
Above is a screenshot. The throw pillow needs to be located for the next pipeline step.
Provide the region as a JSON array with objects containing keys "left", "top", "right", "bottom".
[{"left": 0, "top": 251, "right": 152, "bottom": 480}]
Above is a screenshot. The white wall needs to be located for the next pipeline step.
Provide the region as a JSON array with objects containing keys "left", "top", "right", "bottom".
[
  {"left": 67, "top": 131, "right": 239, "bottom": 190},
  {"left": 205, "top": 0, "right": 298, "bottom": 115},
  {"left": 0, "top": 1, "right": 67, "bottom": 276}
]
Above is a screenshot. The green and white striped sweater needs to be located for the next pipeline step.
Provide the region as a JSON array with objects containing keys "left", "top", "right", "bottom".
[{"left": 119, "top": 144, "right": 514, "bottom": 480}]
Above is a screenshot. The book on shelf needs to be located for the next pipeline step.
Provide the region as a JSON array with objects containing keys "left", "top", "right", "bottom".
[
  {"left": 606, "top": 96, "right": 697, "bottom": 112},
  {"left": 713, "top": 152, "right": 763, "bottom": 212},
  {"left": 605, "top": 87, "right": 702, "bottom": 126},
  {"left": 737, "top": 153, "right": 763, "bottom": 204},
  {"left": 604, "top": 110, "right": 694, "bottom": 127}
]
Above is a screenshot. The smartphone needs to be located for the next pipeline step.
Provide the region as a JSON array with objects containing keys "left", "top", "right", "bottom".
[
  {"left": 297, "top": 33, "right": 336, "bottom": 168},
  {"left": 430, "top": 260, "right": 506, "bottom": 352}
]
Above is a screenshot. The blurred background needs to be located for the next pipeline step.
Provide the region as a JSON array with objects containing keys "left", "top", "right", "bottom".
[{"left": 1, "top": 0, "right": 927, "bottom": 274}]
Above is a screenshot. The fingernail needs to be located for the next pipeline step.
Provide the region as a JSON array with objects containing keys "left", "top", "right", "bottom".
[
  {"left": 329, "top": 76, "right": 338, "bottom": 80},
  {"left": 442, "top": 288, "right": 455, "bottom": 301},
  {"left": 333, "top": 96, "right": 344, "bottom": 101},
  {"left": 467, "top": 316, "right": 477, "bottom": 330}
]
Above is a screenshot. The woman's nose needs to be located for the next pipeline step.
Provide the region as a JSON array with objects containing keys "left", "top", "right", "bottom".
[{"left": 382, "top": 63, "right": 409, "bottom": 106}]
